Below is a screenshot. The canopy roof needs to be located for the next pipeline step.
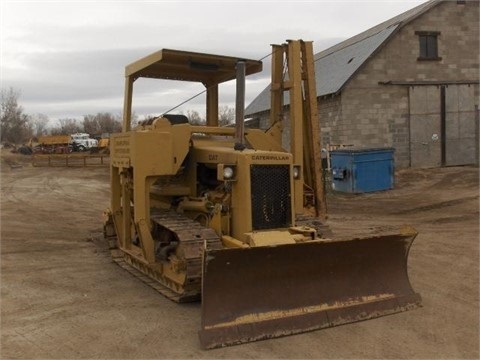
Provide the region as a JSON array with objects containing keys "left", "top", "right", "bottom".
[{"left": 125, "top": 48, "right": 263, "bottom": 84}]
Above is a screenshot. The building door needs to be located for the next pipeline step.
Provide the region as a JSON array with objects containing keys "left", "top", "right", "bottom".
[
  {"left": 445, "top": 84, "right": 477, "bottom": 166},
  {"left": 409, "top": 84, "right": 478, "bottom": 167},
  {"left": 409, "top": 86, "right": 441, "bottom": 167}
]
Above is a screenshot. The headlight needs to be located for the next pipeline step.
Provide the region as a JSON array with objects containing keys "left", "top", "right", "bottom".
[
  {"left": 293, "top": 165, "right": 301, "bottom": 179},
  {"left": 217, "top": 164, "right": 237, "bottom": 181},
  {"left": 223, "top": 166, "right": 234, "bottom": 179}
]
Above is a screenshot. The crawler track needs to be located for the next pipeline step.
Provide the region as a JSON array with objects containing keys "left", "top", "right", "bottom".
[{"left": 106, "top": 210, "right": 222, "bottom": 303}]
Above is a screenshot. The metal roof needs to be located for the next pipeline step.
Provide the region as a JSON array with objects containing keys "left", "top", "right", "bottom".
[
  {"left": 245, "top": 0, "right": 441, "bottom": 116},
  {"left": 314, "top": 25, "right": 398, "bottom": 96}
]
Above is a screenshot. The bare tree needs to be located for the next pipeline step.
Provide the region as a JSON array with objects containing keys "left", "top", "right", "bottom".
[
  {"left": 1, "top": 87, "right": 33, "bottom": 143},
  {"left": 82, "top": 114, "right": 101, "bottom": 135},
  {"left": 186, "top": 110, "right": 205, "bottom": 125},
  {"left": 83, "top": 112, "right": 122, "bottom": 135},
  {"left": 51, "top": 118, "right": 82, "bottom": 135},
  {"left": 29, "top": 113, "right": 50, "bottom": 138},
  {"left": 129, "top": 112, "right": 139, "bottom": 129},
  {"left": 218, "top": 105, "right": 235, "bottom": 126},
  {"left": 96, "top": 112, "right": 122, "bottom": 134},
  {"left": 182, "top": 107, "right": 233, "bottom": 126}
]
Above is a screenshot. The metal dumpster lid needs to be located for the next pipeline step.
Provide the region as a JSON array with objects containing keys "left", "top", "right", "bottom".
[{"left": 330, "top": 146, "right": 395, "bottom": 153}]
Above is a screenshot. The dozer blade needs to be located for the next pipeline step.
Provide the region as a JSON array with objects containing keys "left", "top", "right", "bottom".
[{"left": 199, "top": 227, "right": 421, "bottom": 349}]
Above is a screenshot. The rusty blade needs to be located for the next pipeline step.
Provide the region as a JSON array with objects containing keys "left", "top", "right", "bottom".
[{"left": 199, "top": 228, "right": 421, "bottom": 349}]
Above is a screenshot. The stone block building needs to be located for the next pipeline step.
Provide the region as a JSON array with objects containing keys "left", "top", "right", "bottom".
[{"left": 245, "top": 0, "right": 479, "bottom": 168}]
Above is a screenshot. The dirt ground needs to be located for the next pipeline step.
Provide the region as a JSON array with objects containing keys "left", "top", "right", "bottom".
[{"left": 1, "top": 151, "right": 478, "bottom": 359}]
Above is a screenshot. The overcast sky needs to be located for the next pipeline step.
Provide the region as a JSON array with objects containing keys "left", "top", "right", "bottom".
[{"left": 1, "top": 0, "right": 427, "bottom": 124}]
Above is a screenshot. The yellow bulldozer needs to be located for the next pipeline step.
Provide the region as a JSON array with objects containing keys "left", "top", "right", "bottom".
[{"left": 103, "top": 40, "right": 421, "bottom": 349}]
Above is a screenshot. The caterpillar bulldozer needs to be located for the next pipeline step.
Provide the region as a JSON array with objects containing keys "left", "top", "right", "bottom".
[{"left": 103, "top": 40, "right": 421, "bottom": 349}]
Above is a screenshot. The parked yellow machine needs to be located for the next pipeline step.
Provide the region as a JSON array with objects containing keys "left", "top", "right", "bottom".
[
  {"left": 97, "top": 137, "right": 110, "bottom": 153},
  {"left": 103, "top": 40, "right": 421, "bottom": 349},
  {"left": 34, "top": 135, "right": 71, "bottom": 153}
]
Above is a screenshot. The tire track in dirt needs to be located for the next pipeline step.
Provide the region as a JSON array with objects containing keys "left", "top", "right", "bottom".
[{"left": 393, "top": 195, "right": 479, "bottom": 215}]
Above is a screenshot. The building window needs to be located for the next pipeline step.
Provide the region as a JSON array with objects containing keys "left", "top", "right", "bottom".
[{"left": 415, "top": 31, "right": 441, "bottom": 60}]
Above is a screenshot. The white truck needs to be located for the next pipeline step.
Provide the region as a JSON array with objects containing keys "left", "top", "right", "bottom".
[{"left": 70, "top": 133, "right": 98, "bottom": 151}]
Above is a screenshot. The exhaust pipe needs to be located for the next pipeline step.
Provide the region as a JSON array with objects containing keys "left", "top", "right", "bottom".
[{"left": 234, "top": 60, "right": 246, "bottom": 150}]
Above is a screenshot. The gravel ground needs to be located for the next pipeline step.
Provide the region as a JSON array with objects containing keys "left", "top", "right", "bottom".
[{"left": 1, "top": 153, "right": 478, "bottom": 359}]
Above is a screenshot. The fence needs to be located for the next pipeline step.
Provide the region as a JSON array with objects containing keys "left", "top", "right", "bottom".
[{"left": 32, "top": 153, "right": 109, "bottom": 167}]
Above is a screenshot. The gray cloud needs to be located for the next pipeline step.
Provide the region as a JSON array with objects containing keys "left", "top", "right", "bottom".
[{"left": 1, "top": 1, "right": 426, "bottom": 121}]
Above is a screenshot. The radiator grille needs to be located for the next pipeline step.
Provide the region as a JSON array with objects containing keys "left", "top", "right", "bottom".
[{"left": 250, "top": 165, "right": 291, "bottom": 230}]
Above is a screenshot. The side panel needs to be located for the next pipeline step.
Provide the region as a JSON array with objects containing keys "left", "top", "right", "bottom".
[{"left": 353, "top": 150, "right": 394, "bottom": 193}]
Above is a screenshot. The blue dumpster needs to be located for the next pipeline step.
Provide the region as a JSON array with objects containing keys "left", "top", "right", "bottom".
[{"left": 330, "top": 147, "right": 394, "bottom": 193}]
